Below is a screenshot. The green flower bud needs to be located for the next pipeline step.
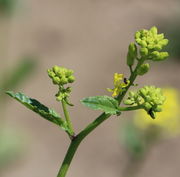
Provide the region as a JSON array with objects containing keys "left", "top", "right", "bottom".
[
  {"left": 53, "top": 77, "right": 60, "bottom": 85},
  {"left": 124, "top": 99, "right": 134, "bottom": 105},
  {"left": 59, "top": 76, "right": 68, "bottom": 85},
  {"left": 68, "top": 75, "right": 75, "bottom": 83},
  {"left": 153, "top": 99, "right": 162, "bottom": 105},
  {"left": 66, "top": 87, "right": 72, "bottom": 93},
  {"left": 141, "top": 29, "right": 148, "bottom": 36},
  {"left": 150, "top": 26, "right": 158, "bottom": 35},
  {"left": 56, "top": 71, "right": 62, "bottom": 77},
  {"left": 127, "top": 43, "right": 137, "bottom": 66},
  {"left": 127, "top": 53, "right": 134, "bottom": 66},
  {"left": 144, "top": 102, "right": 152, "bottom": 111},
  {"left": 136, "top": 63, "right": 150, "bottom": 76},
  {"left": 55, "top": 87, "right": 72, "bottom": 102},
  {"left": 139, "top": 88, "right": 147, "bottom": 96},
  {"left": 145, "top": 95, "right": 151, "bottom": 102},
  {"left": 129, "top": 43, "right": 137, "bottom": 56},
  {"left": 59, "top": 68, "right": 66, "bottom": 75},
  {"left": 53, "top": 65, "right": 60, "bottom": 74},
  {"left": 154, "top": 44, "right": 162, "bottom": 51},
  {"left": 66, "top": 70, "right": 74, "bottom": 77},
  {"left": 139, "top": 41, "right": 147, "bottom": 47},
  {"left": 135, "top": 31, "right": 141, "bottom": 39},
  {"left": 159, "top": 39, "right": 168, "bottom": 47},
  {"left": 154, "top": 105, "right": 162, "bottom": 112},
  {"left": 148, "top": 109, "right": 156, "bottom": 119},
  {"left": 150, "top": 51, "right": 160, "bottom": 60},
  {"left": 152, "top": 52, "right": 169, "bottom": 61},
  {"left": 157, "top": 33, "right": 164, "bottom": 40},
  {"left": 47, "top": 70, "right": 55, "bottom": 78},
  {"left": 158, "top": 52, "right": 169, "bottom": 60},
  {"left": 56, "top": 94, "right": 62, "bottom": 101},
  {"left": 140, "top": 47, "right": 148, "bottom": 56},
  {"left": 129, "top": 91, "right": 135, "bottom": 97},
  {"left": 135, "top": 38, "right": 142, "bottom": 44},
  {"left": 146, "top": 38, "right": 154, "bottom": 44},
  {"left": 147, "top": 44, "right": 154, "bottom": 50}
]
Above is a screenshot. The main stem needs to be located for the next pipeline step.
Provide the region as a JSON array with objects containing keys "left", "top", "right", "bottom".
[
  {"left": 57, "top": 113, "right": 110, "bottom": 177},
  {"left": 57, "top": 58, "right": 145, "bottom": 177}
]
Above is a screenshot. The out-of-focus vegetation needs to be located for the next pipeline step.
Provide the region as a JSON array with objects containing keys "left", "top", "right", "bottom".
[
  {"left": 0, "top": 0, "right": 39, "bottom": 173},
  {"left": 0, "top": 0, "right": 16, "bottom": 16},
  {"left": 121, "top": 88, "right": 180, "bottom": 177},
  {"left": 0, "top": 56, "right": 37, "bottom": 172},
  {"left": 0, "top": 56, "right": 37, "bottom": 94}
]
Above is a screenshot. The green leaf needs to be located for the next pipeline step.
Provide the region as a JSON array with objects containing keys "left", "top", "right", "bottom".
[
  {"left": 6, "top": 91, "right": 67, "bottom": 130},
  {"left": 81, "top": 96, "right": 120, "bottom": 115}
]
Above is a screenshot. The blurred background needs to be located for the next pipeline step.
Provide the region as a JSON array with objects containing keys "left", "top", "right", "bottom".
[{"left": 0, "top": 0, "right": 180, "bottom": 177}]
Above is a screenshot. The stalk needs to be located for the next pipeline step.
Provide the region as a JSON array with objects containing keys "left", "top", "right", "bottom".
[
  {"left": 61, "top": 99, "right": 74, "bottom": 136},
  {"left": 57, "top": 58, "right": 146, "bottom": 177},
  {"left": 57, "top": 113, "right": 110, "bottom": 177}
]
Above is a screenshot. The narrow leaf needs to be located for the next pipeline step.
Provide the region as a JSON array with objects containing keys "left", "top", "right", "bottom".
[
  {"left": 6, "top": 91, "right": 67, "bottom": 130},
  {"left": 81, "top": 96, "right": 120, "bottom": 115}
]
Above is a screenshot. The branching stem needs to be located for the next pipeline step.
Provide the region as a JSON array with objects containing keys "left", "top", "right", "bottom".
[
  {"left": 57, "top": 57, "right": 146, "bottom": 177},
  {"left": 119, "top": 105, "right": 143, "bottom": 111}
]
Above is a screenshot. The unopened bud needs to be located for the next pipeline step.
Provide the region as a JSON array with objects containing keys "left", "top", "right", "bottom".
[
  {"left": 60, "top": 77, "right": 68, "bottom": 85},
  {"left": 144, "top": 102, "right": 152, "bottom": 111},
  {"left": 140, "top": 47, "right": 148, "bottom": 56},
  {"left": 154, "top": 44, "right": 162, "bottom": 51},
  {"left": 127, "top": 43, "right": 137, "bottom": 66},
  {"left": 124, "top": 99, "right": 134, "bottom": 105},
  {"left": 135, "top": 31, "right": 141, "bottom": 39},
  {"left": 139, "top": 41, "right": 147, "bottom": 47},
  {"left": 137, "top": 63, "right": 150, "bottom": 76},
  {"left": 68, "top": 76, "right": 75, "bottom": 83},
  {"left": 53, "top": 77, "right": 60, "bottom": 85},
  {"left": 159, "top": 39, "right": 168, "bottom": 47},
  {"left": 154, "top": 105, "right": 162, "bottom": 112},
  {"left": 53, "top": 65, "right": 60, "bottom": 74},
  {"left": 150, "top": 26, "right": 158, "bottom": 35}
]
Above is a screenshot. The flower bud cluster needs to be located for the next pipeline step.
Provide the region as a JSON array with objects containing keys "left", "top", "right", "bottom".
[
  {"left": 135, "top": 26, "right": 169, "bottom": 61},
  {"left": 124, "top": 86, "right": 166, "bottom": 119},
  {"left": 47, "top": 66, "right": 75, "bottom": 86},
  {"left": 47, "top": 66, "right": 75, "bottom": 102}
]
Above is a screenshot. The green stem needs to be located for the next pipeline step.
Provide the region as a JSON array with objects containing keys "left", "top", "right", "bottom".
[
  {"left": 117, "top": 58, "right": 145, "bottom": 104},
  {"left": 57, "top": 113, "right": 110, "bottom": 177},
  {"left": 57, "top": 58, "right": 146, "bottom": 177},
  {"left": 61, "top": 99, "right": 74, "bottom": 136},
  {"left": 119, "top": 105, "right": 142, "bottom": 111}
]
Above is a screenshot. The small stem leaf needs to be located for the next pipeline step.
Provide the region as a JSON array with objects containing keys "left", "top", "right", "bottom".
[
  {"left": 81, "top": 96, "right": 120, "bottom": 115},
  {"left": 6, "top": 91, "right": 68, "bottom": 130}
]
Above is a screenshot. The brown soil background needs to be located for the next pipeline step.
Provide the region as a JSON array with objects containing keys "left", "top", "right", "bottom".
[{"left": 1, "top": 0, "right": 180, "bottom": 177}]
